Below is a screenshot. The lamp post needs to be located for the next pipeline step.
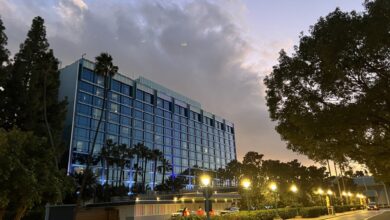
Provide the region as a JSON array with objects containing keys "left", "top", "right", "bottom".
[
  {"left": 290, "top": 184, "right": 299, "bottom": 216},
  {"left": 200, "top": 174, "right": 212, "bottom": 220},
  {"left": 269, "top": 182, "right": 279, "bottom": 218},
  {"left": 327, "top": 190, "right": 334, "bottom": 215},
  {"left": 241, "top": 178, "right": 251, "bottom": 211},
  {"left": 317, "top": 188, "right": 324, "bottom": 206}
]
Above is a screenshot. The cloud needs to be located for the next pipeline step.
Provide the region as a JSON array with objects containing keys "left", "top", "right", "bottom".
[{"left": 0, "top": 0, "right": 314, "bottom": 164}]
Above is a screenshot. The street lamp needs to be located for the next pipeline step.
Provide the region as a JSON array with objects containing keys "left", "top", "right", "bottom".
[
  {"left": 317, "top": 188, "right": 325, "bottom": 206},
  {"left": 269, "top": 182, "right": 279, "bottom": 218},
  {"left": 290, "top": 184, "right": 299, "bottom": 217},
  {"left": 200, "top": 174, "right": 212, "bottom": 220},
  {"left": 241, "top": 178, "right": 251, "bottom": 211}
]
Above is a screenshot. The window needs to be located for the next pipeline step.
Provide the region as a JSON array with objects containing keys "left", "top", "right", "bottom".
[
  {"left": 155, "top": 126, "right": 163, "bottom": 134},
  {"left": 163, "top": 100, "right": 171, "bottom": 111},
  {"left": 156, "top": 108, "right": 163, "bottom": 117},
  {"left": 136, "top": 89, "right": 143, "bottom": 100},
  {"left": 121, "top": 96, "right": 132, "bottom": 106},
  {"left": 134, "top": 129, "right": 143, "bottom": 139},
  {"left": 95, "top": 75, "right": 104, "bottom": 86},
  {"left": 94, "top": 87, "right": 103, "bottom": 97},
  {"left": 155, "top": 135, "right": 163, "bottom": 144},
  {"left": 173, "top": 148, "right": 181, "bottom": 156},
  {"left": 78, "top": 92, "right": 92, "bottom": 104},
  {"left": 110, "top": 92, "right": 119, "bottom": 102},
  {"left": 164, "top": 128, "right": 172, "bottom": 136},
  {"left": 77, "top": 104, "right": 91, "bottom": 115},
  {"left": 155, "top": 117, "right": 163, "bottom": 125},
  {"left": 144, "top": 123, "right": 153, "bottom": 132},
  {"left": 144, "top": 93, "right": 152, "bottom": 104},
  {"left": 108, "top": 113, "right": 119, "bottom": 123},
  {"left": 75, "top": 140, "right": 89, "bottom": 152},
  {"left": 157, "top": 98, "right": 163, "bottom": 108},
  {"left": 74, "top": 127, "right": 89, "bottom": 140},
  {"left": 120, "top": 116, "right": 131, "bottom": 127},
  {"left": 144, "top": 113, "right": 153, "bottom": 122},
  {"left": 144, "top": 104, "right": 153, "bottom": 113},
  {"left": 189, "top": 151, "right": 195, "bottom": 159},
  {"left": 76, "top": 116, "right": 90, "bottom": 127},
  {"left": 134, "top": 119, "right": 143, "bottom": 129},
  {"left": 134, "top": 101, "right": 143, "bottom": 109},
  {"left": 78, "top": 81, "right": 93, "bottom": 93},
  {"left": 120, "top": 126, "right": 130, "bottom": 136},
  {"left": 111, "top": 80, "right": 121, "bottom": 92},
  {"left": 164, "top": 137, "right": 172, "bottom": 145},
  {"left": 81, "top": 69, "right": 94, "bottom": 82},
  {"left": 109, "top": 103, "right": 119, "bottom": 113},
  {"left": 164, "top": 146, "right": 171, "bottom": 155},
  {"left": 164, "top": 120, "right": 172, "bottom": 128},
  {"left": 145, "top": 132, "right": 153, "bottom": 142},
  {"left": 108, "top": 123, "right": 118, "bottom": 134},
  {"left": 134, "top": 110, "right": 143, "bottom": 120},
  {"left": 94, "top": 97, "right": 103, "bottom": 107},
  {"left": 121, "top": 106, "right": 131, "bottom": 116},
  {"left": 120, "top": 137, "right": 130, "bottom": 146},
  {"left": 121, "top": 84, "right": 130, "bottom": 96}
]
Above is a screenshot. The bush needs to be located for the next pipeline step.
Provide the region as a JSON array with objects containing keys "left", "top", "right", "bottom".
[
  {"left": 334, "top": 205, "right": 363, "bottom": 213},
  {"left": 278, "top": 208, "right": 298, "bottom": 219},
  {"left": 299, "top": 206, "right": 327, "bottom": 218}
]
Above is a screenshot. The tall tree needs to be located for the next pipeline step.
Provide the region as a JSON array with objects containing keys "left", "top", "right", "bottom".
[
  {"left": 264, "top": 0, "right": 390, "bottom": 182},
  {"left": 157, "top": 158, "right": 173, "bottom": 185},
  {"left": 151, "top": 149, "right": 163, "bottom": 190},
  {"left": 2, "top": 17, "right": 67, "bottom": 168},
  {"left": 79, "top": 53, "right": 118, "bottom": 199},
  {"left": 0, "top": 17, "right": 10, "bottom": 120}
]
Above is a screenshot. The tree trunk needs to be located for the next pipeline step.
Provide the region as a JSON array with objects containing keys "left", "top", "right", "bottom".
[
  {"left": 105, "top": 159, "right": 109, "bottom": 185},
  {"left": 152, "top": 159, "right": 157, "bottom": 190},
  {"left": 0, "top": 207, "right": 6, "bottom": 220},
  {"left": 43, "top": 70, "right": 58, "bottom": 169},
  {"left": 142, "top": 159, "right": 148, "bottom": 192},
  {"left": 162, "top": 165, "right": 166, "bottom": 185},
  {"left": 13, "top": 204, "right": 28, "bottom": 220},
  {"left": 134, "top": 156, "right": 139, "bottom": 189},
  {"left": 79, "top": 74, "right": 108, "bottom": 199}
]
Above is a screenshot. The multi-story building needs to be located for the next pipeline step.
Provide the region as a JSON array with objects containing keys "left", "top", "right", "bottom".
[{"left": 59, "top": 58, "right": 236, "bottom": 188}]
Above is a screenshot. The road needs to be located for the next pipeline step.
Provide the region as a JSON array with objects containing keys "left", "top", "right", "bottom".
[{"left": 325, "top": 209, "right": 390, "bottom": 220}]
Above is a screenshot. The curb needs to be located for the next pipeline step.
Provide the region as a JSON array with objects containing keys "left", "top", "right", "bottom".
[{"left": 289, "top": 210, "right": 363, "bottom": 220}]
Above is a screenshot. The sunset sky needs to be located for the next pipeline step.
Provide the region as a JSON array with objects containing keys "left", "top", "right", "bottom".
[{"left": 0, "top": 0, "right": 365, "bottom": 165}]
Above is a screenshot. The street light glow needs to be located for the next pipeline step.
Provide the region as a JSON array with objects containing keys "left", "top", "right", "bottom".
[
  {"left": 241, "top": 178, "right": 251, "bottom": 189},
  {"left": 200, "top": 174, "right": 211, "bottom": 187},
  {"left": 269, "top": 182, "right": 277, "bottom": 191},
  {"left": 342, "top": 191, "right": 347, "bottom": 196},
  {"left": 347, "top": 192, "right": 353, "bottom": 197},
  {"left": 327, "top": 190, "right": 333, "bottom": 195},
  {"left": 317, "top": 188, "right": 324, "bottom": 195},
  {"left": 290, "top": 184, "right": 298, "bottom": 193}
]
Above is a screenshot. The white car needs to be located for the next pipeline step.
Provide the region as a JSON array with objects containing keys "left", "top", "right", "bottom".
[
  {"left": 171, "top": 209, "right": 184, "bottom": 217},
  {"left": 220, "top": 207, "right": 239, "bottom": 215}
]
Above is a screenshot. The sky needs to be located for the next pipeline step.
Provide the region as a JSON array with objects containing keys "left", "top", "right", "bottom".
[{"left": 0, "top": 0, "right": 365, "bottom": 166}]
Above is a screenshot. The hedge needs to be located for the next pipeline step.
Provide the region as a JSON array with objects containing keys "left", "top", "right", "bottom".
[{"left": 172, "top": 205, "right": 363, "bottom": 220}]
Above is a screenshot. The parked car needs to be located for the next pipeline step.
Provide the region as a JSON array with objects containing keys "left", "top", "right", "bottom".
[
  {"left": 367, "top": 202, "right": 380, "bottom": 210},
  {"left": 220, "top": 207, "right": 239, "bottom": 215},
  {"left": 171, "top": 209, "right": 184, "bottom": 217}
]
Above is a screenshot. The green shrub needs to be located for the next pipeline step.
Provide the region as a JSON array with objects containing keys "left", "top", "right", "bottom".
[{"left": 299, "top": 206, "right": 327, "bottom": 218}]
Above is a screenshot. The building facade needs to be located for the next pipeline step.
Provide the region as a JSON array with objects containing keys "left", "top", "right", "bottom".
[{"left": 59, "top": 59, "right": 236, "bottom": 188}]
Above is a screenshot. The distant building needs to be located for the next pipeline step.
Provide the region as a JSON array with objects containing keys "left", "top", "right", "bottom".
[
  {"left": 59, "top": 58, "right": 237, "bottom": 188},
  {"left": 354, "top": 176, "right": 390, "bottom": 206}
]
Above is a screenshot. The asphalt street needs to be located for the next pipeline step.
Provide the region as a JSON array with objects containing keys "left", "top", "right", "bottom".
[{"left": 324, "top": 209, "right": 390, "bottom": 220}]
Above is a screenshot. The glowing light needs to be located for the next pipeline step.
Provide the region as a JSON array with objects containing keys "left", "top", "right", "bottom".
[
  {"left": 269, "top": 182, "right": 277, "bottom": 191},
  {"left": 290, "top": 184, "right": 298, "bottom": 193},
  {"left": 241, "top": 178, "right": 251, "bottom": 189},
  {"left": 200, "top": 175, "right": 211, "bottom": 187}
]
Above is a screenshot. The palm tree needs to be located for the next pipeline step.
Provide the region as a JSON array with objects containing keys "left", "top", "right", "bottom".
[
  {"left": 157, "top": 158, "right": 173, "bottom": 185},
  {"left": 117, "top": 144, "right": 131, "bottom": 186},
  {"left": 141, "top": 147, "right": 152, "bottom": 192},
  {"left": 132, "top": 143, "right": 145, "bottom": 191},
  {"left": 151, "top": 149, "right": 163, "bottom": 190},
  {"left": 80, "top": 53, "right": 118, "bottom": 198},
  {"left": 101, "top": 139, "right": 115, "bottom": 185}
]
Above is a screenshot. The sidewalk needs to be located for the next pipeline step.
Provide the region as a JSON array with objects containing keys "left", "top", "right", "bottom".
[{"left": 288, "top": 210, "right": 363, "bottom": 220}]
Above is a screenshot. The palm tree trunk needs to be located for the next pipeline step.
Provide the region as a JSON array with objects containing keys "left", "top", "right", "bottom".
[
  {"left": 152, "top": 159, "right": 158, "bottom": 190},
  {"left": 79, "top": 74, "right": 108, "bottom": 199},
  {"left": 143, "top": 159, "right": 148, "bottom": 191},
  {"left": 134, "top": 156, "right": 140, "bottom": 191},
  {"left": 162, "top": 165, "right": 166, "bottom": 185},
  {"left": 105, "top": 159, "right": 109, "bottom": 185}
]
